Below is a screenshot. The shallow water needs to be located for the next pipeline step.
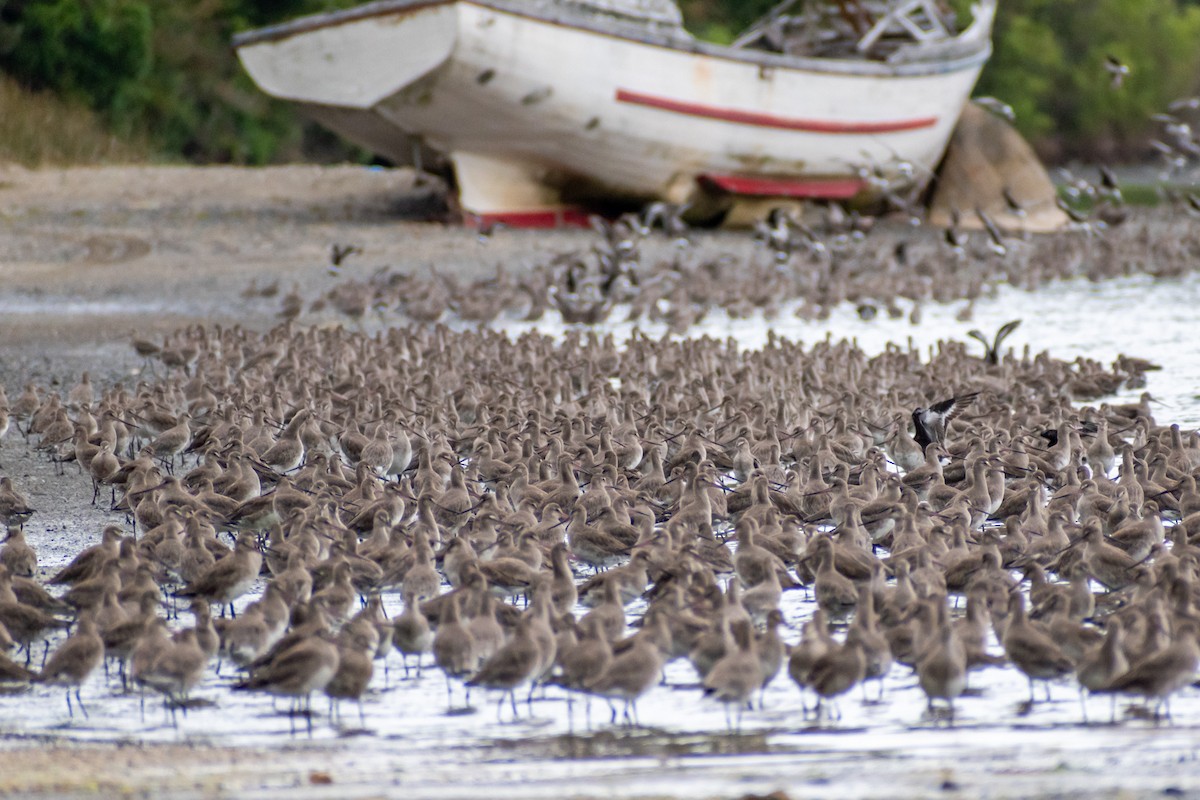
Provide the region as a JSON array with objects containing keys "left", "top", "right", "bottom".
[
  {"left": 5, "top": 270, "right": 1200, "bottom": 797},
  {"left": 498, "top": 270, "right": 1200, "bottom": 428}
]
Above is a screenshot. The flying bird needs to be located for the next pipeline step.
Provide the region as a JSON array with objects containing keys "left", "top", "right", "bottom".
[
  {"left": 912, "top": 392, "right": 979, "bottom": 450},
  {"left": 967, "top": 320, "right": 1021, "bottom": 366},
  {"left": 974, "top": 96, "right": 1015, "bottom": 122},
  {"left": 328, "top": 243, "right": 362, "bottom": 275},
  {"left": 1104, "top": 54, "right": 1129, "bottom": 89}
]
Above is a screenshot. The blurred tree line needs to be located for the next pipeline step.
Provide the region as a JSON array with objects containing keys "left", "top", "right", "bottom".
[
  {"left": 961, "top": 0, "right": 1200, "bottom": 161},
  {"left": 2, "top": 0, "right": 1200, "bottom": 164},
  {"left": 0, "top": 0, "right": 363, "bottom": 162}
]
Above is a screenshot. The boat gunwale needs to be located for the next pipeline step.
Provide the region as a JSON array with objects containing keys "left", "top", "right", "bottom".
[{"left": 231, "top": 0, "right": 993, "bottom": 79}]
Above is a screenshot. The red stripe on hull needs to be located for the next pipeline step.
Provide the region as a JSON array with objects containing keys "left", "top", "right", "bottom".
[
  {"left": 700, "top": 173, "right": 866, "bottom": 198},
  {"left": 616, "top": 89, "right": 938, "bottom": 134},
  {"left": 465, "top": 208, "right": 592, "bottom": 229}
]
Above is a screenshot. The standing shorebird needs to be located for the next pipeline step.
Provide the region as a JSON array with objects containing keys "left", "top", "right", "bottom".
[
  {"left": 1002, "top": 593, "right": 1074, "bottom": 705},
  {"left": 235, "top": 630, "right": 341, "bottom": 733},
  {"left": 148, "top": 412, "right": 193, "bottom": 472},
  {"left": 1, "top": 525, "right": 37, "bottom": 578},
  {"left": 38, "top": 614, "right": 104, "bottom": 718},
  {"left": 1076, "top": 618, "right": 1129, "bottom": 723},
  {"left": 326, "top": 625, "right": 377, "bottom": 728},
  {"left": 431, "top": 593, "right": 476, "bottom": 710},
  {"left": 0, "top": 477, "right": 34, "bottom": 528},
  {"left": 176, "top": 531, "right": 263, "bottom": 618},
  {"left": 138, "top": 627, "right": 209, "bottom": 723},
  {"left": 916, "top": 601, "right": 967, "bottom": 722},
  {"left": 702, "top": 619, "right": 761, "bottom": 731},
  {"left": 466, "top": 613, "right": 542, "bottom": 721},
  {"left": 0, "top": 565, "right": 71, "bottom": 664},
  {"left": 1095, "top": 620, "right": 1200, "bottom": 721},
  {"left": 392, "top": 590, "right": 433, "bottom": 677}
]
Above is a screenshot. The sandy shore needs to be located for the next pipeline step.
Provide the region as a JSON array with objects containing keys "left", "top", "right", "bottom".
[
  {"left": 0, "top": 164, "right": 587, "bottom": 387},
  {"left": 0, "top": 741, "right": 342, "bottom": 798}
]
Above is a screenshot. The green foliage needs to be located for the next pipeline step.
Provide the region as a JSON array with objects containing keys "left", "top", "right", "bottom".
[
  {"left": 974, "top": 0, "right": 1200, "bottom": 159},
  {"left": 0, "top": 73, "right": 153, "bottom": 165},
  {"left": 0, "top": 0, "right": 363, "bottom": 164},
  {"left": 977, "top": 12, "right": 1062, "bottom": 142},
  {"left": 0, "top": 0, "right": 152, "bottom": 108},
  {"left": 678, "top": 0, "right": 778, "bottom": 42}
]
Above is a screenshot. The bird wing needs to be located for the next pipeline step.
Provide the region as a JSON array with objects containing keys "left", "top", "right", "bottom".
[
  {"left": 929, "top": 392, "right": 980, "bottom": 428},
  {"left": 928, "top": 395, "right": 961, "bottom": 418},
  {"left": 995, "top": 319, "right": 1022, "bottom": 345}
]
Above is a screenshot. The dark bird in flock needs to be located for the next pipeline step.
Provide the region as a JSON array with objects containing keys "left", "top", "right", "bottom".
[
  {"left": 967, "top": 319, "right": 1021, "bottom": 366},
  {"left": 975, "top": 207, "right": 1007, "bottom": 256},
  {"left": 1056, "top": 198, "right": 1093, "bottom": 225},
  {"left": 328, "top": 243, "right": 362, "bottom": 275},
  {"left": 1038, "top": 420, "right": 1098, "bottom": 448},
  {"left": 912, "top": 392, "right": 979, "bottom": 450},
  {"left": 943, "top": 212, "right": 968, "bottom": 255},
  {"left": 1099, "top": 165, "right": 1123, "bottom": 204},
  {"left": 1002, "top": 187, "right": 1026, "bottom": 220}
]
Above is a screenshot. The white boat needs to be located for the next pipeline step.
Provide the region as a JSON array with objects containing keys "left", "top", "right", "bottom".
[{"left": 234, "top": 0, "right": 996, "bottom": 226}]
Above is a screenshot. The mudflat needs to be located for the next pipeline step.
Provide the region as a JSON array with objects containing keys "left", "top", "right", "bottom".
[{"left": 0, "top": 164, "right": 577, "bottom": 384}]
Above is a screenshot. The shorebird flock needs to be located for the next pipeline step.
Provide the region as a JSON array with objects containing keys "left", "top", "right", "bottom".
[
  {"left": 273, "top": 187, "right": 1200, "bottom": 332},
  {"left": 1, "top": 202, "right": 1199, "bottom": 736}
]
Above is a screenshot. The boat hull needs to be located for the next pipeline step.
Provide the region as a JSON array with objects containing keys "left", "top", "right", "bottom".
[{"left": 235, "top": 0, "right": 993, "bottom": 224}]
